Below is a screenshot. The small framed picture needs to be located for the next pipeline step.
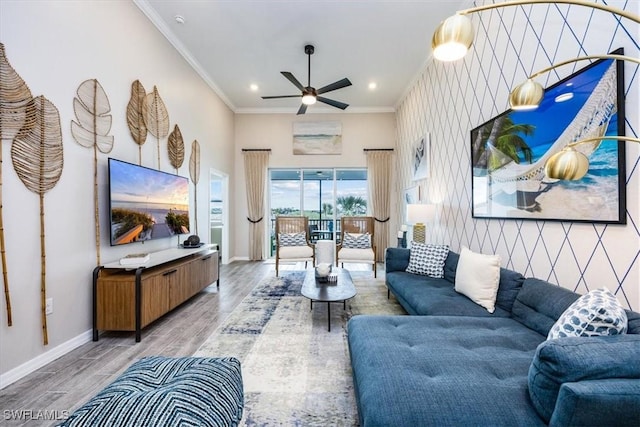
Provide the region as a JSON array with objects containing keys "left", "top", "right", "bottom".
[
  {"left": 412, "top": 134, "right": 430, "bottom": 181},
  {"left": 404, "top": 186, "right": 420, "bottom": 205}
]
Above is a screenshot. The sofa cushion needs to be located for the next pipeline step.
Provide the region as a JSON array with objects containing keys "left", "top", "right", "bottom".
[
  {"left": 442, "top": 250, "right": 524, "bottom": 313},
  {"left": 278, "top": 232, "right": 306, "bottom": 246},
  {"left": 528, "top": 334, "right": 640, "bottom": 423},
  {"left": 512, "top": 278, "right": 580, "bottom": 336},
  {"left": 386, "top": 271, "right": 510, "bottom": 317},
  {"left": 455, "top": 247, "right": 501, "bottom": 313},
  {"left": 278, "top": 245, "right": 313, "bottom": 258},
  {"left": 405, "top": 243, "right": 449, "bottom": 278},
  {"left": 547, "top": 288, "right": 627, "bottom": 340},
  {"left": 343, "top": 232, "right": 371, "bottom": 249},
  {"left": 348, "top": 315, "right": 547, "bottom": 426}
]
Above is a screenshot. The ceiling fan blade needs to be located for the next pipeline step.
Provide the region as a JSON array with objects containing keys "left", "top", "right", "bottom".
[
  {"left": 281, "top": 72, "right": 305, "bottom": 91},
  {"left": 317, "top": 78, "right": 352, "bottom": 95},
  {"left": 317, "top": 96, "right": 348, "bottom": 110},
  {"left": 261, "top": 95, "right": 302, "bottom": 99},
  {"left": 296, "top": 104, "right": 308, "bottom": 115}
]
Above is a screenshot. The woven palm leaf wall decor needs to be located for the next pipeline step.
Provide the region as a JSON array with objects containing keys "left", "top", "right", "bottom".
[
  {"left": 168, "top": 124, "right": 185, "bottom": 173},
  {"left": 189, "top": 139, "right": 200, "bottom": 235},
  {"left": 11, "top": 95, "right": 64, "bottom": 346},
  {"left": 126, "top": 80, "right": 147, "bottom": 165},
  {"left": 0, "top": 43, "right": 35, "bottom": 327},
  {"left": 70, "top": 78, "right": 114, "bottom": 266},
  {"left": 142, "top": 85, "right": 169, "bottom": 169}
]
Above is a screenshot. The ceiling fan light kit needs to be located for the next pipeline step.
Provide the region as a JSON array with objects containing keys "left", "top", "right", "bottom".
[{"left": 262, "top": 44, "right": 352, "bottom": 114}]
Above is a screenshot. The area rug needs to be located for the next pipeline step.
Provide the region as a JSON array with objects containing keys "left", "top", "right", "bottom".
[{"left": 194, "top": 270, "right": 405, "bottom": 426}]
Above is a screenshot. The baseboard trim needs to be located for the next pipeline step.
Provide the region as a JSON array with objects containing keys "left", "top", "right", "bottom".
[{"left": 0, "top": 329, "right": 93, "bottom": 389}]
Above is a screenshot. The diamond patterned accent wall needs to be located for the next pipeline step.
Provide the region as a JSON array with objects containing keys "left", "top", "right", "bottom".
[{"left": 396, "top": 0, "right": 639, "bottom": 309}]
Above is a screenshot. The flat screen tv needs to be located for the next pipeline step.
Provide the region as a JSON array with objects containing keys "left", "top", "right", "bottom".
[
  {"left": 470, "top": 48, "right": 626, "bottom": 224},
  {"left": 108, "top": 158, "right": 190, "bottom": 246}
]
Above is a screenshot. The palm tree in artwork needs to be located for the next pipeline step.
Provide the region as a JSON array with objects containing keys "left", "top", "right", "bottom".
[
  {"left": 337, "top": 196, "right": 367, "bottom": 215},
  {"left": 472, "top": 115, "right": 535, "bottom": 171}
]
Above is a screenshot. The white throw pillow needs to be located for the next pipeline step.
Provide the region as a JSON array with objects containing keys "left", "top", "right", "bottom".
[
  {"left": 454, "top": 247, "right": 501, "bottom": 313},
  {"left": 547, "top": 287, "right": 628, "bottom": 340}
]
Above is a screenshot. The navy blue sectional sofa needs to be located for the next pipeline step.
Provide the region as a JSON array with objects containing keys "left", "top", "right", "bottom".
[{"left": 347, "top": 248, "right": 640, "bottom": 426}]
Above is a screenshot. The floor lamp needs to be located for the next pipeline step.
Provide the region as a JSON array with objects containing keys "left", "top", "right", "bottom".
[{"left": 407, "top": 204, "right": 436, "bottom": 244}]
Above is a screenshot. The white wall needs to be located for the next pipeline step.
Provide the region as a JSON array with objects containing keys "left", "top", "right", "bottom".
[
  {"left": 233, "top": 113, "right": 396, "bottom": 259},
  {"left": 0, "top": 0, "right": 235, "bottom": 381},
  {"left": 395, "top": 0, "right": 640, "bottom": 310}
]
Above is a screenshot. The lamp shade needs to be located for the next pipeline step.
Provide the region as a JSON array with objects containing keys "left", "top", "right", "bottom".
[
  {"left": 407, "top": 204, "right": 436, "bottom": 225},
  {"left": 509, "top": 79, "right": 545, "bottom": 110},
  {"left": 431, "top": 14, "right": 475, "bottom": 61}
]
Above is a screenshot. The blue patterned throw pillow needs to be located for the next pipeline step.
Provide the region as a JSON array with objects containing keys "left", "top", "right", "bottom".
[
  {"left": 547, "top": 287, "right": 628, "bottom": 340},
  {"left": 343, "top": 232, "right": 371, "bottom": 249},
  {"left": 279, "top": 232, "right": 307, "bottom": 246},
  {"left": 405, "top": 242, "right": 450, "bottom": 278}
]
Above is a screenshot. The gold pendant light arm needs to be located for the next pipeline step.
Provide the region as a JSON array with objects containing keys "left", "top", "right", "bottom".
[
  {"left": 529, "top": 54, "right": 640, "bottom": 80},
  {"left": 457, "top": 0, "right": 640, "bottom": 24},
  {"left": 566, "top": 136, "right": 640, "bottom": 149}
]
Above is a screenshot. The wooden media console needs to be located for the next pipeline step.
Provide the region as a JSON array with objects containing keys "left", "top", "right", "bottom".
[{"left": 92, "top": 245, "right": 219, "bottom": 342}]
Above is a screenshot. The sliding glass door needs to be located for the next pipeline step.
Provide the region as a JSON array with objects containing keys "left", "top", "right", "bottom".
[{"left": 268, "top": 168, "right": 367, "bottom": 256}]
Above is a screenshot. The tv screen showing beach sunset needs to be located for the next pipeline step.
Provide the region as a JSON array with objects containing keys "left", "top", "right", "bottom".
[{"left": 108, "top": 158, "right": 190, "bottom": 246}]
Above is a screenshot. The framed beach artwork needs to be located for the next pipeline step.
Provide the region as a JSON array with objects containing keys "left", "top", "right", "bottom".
[
  {"left": 471, "top": 51, "right": 626, "bottom": 224},
  {"left": 293, "top": 121, "right": 342, "bottom": 155},
  {"left": 412, "top": 134, "right": 429, "bottom": 181}
]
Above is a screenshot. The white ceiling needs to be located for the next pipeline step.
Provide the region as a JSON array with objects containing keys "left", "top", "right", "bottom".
[{"left": 135, "top": 0, "right": 465, "bottom": 114}]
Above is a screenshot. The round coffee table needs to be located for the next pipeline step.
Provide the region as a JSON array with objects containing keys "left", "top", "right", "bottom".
[{"left": 301, "top": 267, "right": 356, "bottom": 331}]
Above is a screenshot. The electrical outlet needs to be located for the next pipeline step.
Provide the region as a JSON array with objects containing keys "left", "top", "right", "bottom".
[{"left": 45, "top": 298, "right": 53, "bottom": 315}]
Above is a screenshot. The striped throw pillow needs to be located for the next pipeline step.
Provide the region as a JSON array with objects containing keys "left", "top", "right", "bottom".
[
  {"left": 343, "top": 232, "right": 371, "bottom": 249},
  {"left": 279, "top": 232, "right": 307, "bottom": 246}
]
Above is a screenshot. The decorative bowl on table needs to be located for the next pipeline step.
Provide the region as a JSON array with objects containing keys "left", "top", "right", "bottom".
[{"left": 315, "top": 263, "right": 332, "bottom": 282}]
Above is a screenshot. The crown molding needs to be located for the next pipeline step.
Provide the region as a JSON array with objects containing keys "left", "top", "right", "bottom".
[
  {"left": 133, "top": 0, "right": 236, "bottom": 112},
  {"left": 235, "top": 106, "right": 396, "bottom": 115}
]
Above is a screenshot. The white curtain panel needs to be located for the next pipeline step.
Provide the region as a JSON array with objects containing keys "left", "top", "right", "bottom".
[
  {"left": 243, "top": 150, "right": 269, "bottom": 260},
  {"left": 366, "top": 150, "right": 393, "bottom": 261}
]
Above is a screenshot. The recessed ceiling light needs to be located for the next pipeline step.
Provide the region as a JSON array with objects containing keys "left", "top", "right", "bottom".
[
  {"left": 250, "top": 84, "right": 259, "bottom": 91},
  {"left": 175, "top": 15, "right": 185, "bottom": 24},
  {"left": 368, "top": 82, "right": 377, "bottom": 90}
]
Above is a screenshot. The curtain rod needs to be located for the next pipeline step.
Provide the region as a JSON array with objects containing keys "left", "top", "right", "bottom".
[
  {"left": 241, "top": 149, "right": 272, "bottom": 152},
  {"left": 363, "top": 148, "right": 394, "bottom": 152}
]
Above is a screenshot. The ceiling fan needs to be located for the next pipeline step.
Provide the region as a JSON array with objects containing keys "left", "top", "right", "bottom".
[{"left": 262, "top": 44, "right": 352, "bottom": 115}]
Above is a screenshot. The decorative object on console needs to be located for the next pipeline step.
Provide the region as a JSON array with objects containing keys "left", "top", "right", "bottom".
[
  {"left": 411, "top": 134, "right": 429, "bottom": 181},
  {"left": 71, "top": 78, "right": 114, "bottom": 266},
  {"left": 406, "top": 203, "right": 435, "bottom": 243},
  {"left": 189, "top": 139, "right": 200, "bottom": 235},
  {"left": 119, "top": 252, "right": 150, "bottom": 265},
  {"left": 182, "top": 234, "right": 202, "bottom": 248},
  {"left": 12, "top": 95, "right": 64, "bottom": 345},
  {"left": 292, "top": 121, "right": 342, "bottom": 155},
  {"left": 126, "top": 80, "right": 148, "bottom": 165},
  {"left": 0, "top": 42, "right": 34, "bottom": 327},
  {"left": 454, "top": 247, "right": 501, "bottom": 313},
  {"left": 168, "top": 124, "right": 185, "bottom": 173},
  {"left": 548, "top": 287, "right": 628, "bottom": 340},
  {"left": 142, "top": 85, "right": 169, "bottom": 169},
  {"left": 315, "top": 262, "right": 332, "bottom": 282}
]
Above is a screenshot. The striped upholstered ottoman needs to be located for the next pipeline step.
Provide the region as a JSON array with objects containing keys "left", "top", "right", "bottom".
[{"left": 59, "top": 356, "right": 243, "bottom": 427}]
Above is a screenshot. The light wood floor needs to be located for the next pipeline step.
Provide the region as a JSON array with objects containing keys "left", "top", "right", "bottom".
[{"left": 0, "top": 261, "right": 380, "bottom": 426}]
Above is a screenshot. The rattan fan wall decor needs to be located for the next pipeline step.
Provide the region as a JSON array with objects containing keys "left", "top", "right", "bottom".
[
  {"left": 142, "top": 86, "right": 169, "bottom": 169},
  {"left": 126, "top": 80, "right": 147, "bottom": 165},
  {"left": 70, "top": 78, "right": 114, "bottom": 266},
  {"left": 0, "top": 42, "right": 35, "bottom": 327},
  {"left": 189, "top": 139, "right": 200, "bottom": 235},
  {"left": 168, "top": 124, "right": 184, "bottom": 173},
  {"left": 11, "top": 95, "right": 64, "bottom": 346}
]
